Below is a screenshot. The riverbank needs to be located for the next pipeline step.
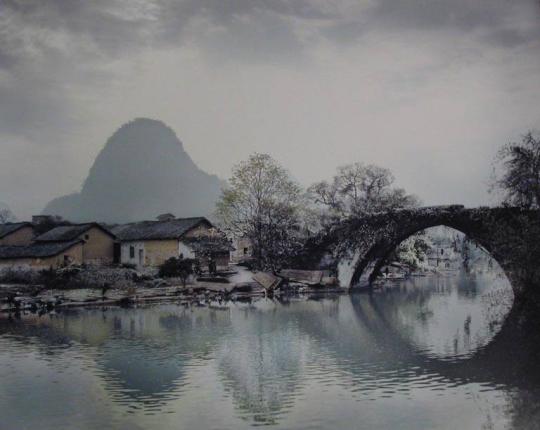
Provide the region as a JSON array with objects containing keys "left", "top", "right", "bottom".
[{"left": 0, "top": 265, "right": 343, "bottom": 314}]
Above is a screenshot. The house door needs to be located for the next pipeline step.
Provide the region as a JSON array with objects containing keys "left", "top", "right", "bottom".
[
  {"left": 138, "top": 249, "right": 144, "bottom": 267},
  {"left": 113, "top": 243, "right": 121, "bottom": 264}
]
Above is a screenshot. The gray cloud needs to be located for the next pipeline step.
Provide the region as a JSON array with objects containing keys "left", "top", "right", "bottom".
[
  {"left": 3, "top": 0, "right": 538, "bottom": 70},
  {"left": 325, "top": 0, "right": 540, "bottom": 47},
  {"left": 1, "top": 0, "right": 540, "bottom": 218},
  {"left": 0, "top": 0, "right": 328, "bottom": 70}
]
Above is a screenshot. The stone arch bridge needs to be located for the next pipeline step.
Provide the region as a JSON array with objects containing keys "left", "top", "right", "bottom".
[{"left": 310, "top": 205, "right": 540, "bottom": 301}]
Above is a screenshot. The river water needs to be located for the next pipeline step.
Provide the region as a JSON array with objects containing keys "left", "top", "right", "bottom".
[{"left": 1, "top": 269, "right": 540, "bottom": 430}]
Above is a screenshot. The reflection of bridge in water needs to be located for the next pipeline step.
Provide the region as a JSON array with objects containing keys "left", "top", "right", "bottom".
[
  {"left": 1, "top": 289, "right": 540, "bottom": 427},
  {"left": 346, "top": 293, "right": 540, "bottom": 390},
  {"left": 269, "top": 289, "right": 535, "bottom": 383},
  {"left": 310, "top": 205, "right": 540, "bottom": 301}
]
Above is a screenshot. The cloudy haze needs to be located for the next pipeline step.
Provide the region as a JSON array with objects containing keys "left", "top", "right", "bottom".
[{"left": 1, "top": 0, "right": 540, "bottom": 219}]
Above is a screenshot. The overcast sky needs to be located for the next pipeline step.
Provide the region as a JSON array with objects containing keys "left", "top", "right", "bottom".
[{"left": 1, "top": 0, "right": 540, "bottom": 219}]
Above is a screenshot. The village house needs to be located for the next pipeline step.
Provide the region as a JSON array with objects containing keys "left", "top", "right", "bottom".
[
  {"left": 231, "top": 236, "right": 253, "bottom": 263},
  {"left": 427, "top": 246, "right": 460, "bottom": 270},
  {"left": 34, "top": 223, "right": 117, "bottom": 265},
  {"left": 112, "top": 217, "right": 231, "bottom": 270},
  {"left": 0, "top": 222, "right": 35, "bottom": 246},
  {"left": 0, "top": 240, "right": 84, "bottom": 269}
]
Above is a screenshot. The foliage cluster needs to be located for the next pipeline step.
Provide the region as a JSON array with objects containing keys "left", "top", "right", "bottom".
[
  {"left": 492, "top": 132, "right": 540, "bottom": 209},
  {"left": 216, "top": 153, "right": 307, "bottom": 271},
  {"left": 216, "top": 154, "right": 420, "bottom": 271},
  {"left": 158, "top": 257, "right": 195, "bottom": 285}
]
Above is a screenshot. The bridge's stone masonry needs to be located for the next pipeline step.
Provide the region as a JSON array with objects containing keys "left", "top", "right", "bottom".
[{"left": 314, "top": 205, "right": 540, "bottom": 301}]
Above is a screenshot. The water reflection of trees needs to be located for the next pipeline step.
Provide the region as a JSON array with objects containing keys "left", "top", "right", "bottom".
[
  {"left": 215, "top": 302, "right": 309, "bottom": 425},
  {"left": 2, "top": 285, "right": 540, "bottom": 428}
]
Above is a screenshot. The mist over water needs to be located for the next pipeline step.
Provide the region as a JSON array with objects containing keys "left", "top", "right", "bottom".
[{"left": 1, "top": 267, "right": 534, "bottom": 430}]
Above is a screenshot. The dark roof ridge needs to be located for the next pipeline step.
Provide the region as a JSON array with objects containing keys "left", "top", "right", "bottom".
[
  {"left": 0, "top": 239, "right": 83, "bottom": 259},
  {"left": 35, "top": 223, "right": 116, "bottom": 242},
  {"left": 0, "top": 222, "right": 34, "bottom": 239},
  {"left": 111, "top": 217, "right": 212, "bottom": 241}
]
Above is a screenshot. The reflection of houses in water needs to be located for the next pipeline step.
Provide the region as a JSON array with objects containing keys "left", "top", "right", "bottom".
[
  {"left": 2, "top": 281, "right": 538, "bottom": 429},
  {"left": 0, "top": 306, "right": 231, "bottom": 408}
]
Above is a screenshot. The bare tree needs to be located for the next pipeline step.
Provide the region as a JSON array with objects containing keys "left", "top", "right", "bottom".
[
  {"left": 0, "top": 207, "right": 16, "bottom": 223},
  {"left": 492, "top": 131, "right": 540, "bottom": 208},
  {"left": 308, "top": 163, "right": 419, "bottom": 220}
]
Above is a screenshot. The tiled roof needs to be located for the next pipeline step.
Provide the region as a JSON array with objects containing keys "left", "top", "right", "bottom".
[
  {"left": 35, "top": 223, "right": 115, "bottom": 242},
  {"left": 0, "top": 240, "right": 82, "bottom": 259},
  {"left": 0, "top": 222, "right": 32, "bottom": 239},
  {"left": 112, "top": 217, "right": 211, "bottom": 241}
]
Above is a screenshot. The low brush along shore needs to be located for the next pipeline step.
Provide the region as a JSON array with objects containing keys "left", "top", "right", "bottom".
[{"left": 0, "top": 265, "right": 342, "bottom": 314}]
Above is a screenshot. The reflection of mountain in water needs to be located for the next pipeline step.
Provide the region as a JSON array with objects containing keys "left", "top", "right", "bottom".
[
  {"left": 2, "top": 272, "right": 540, "bottom": 429},
  {"left": 98, "top": 339, "right": 188, "bottom": 404},
  {"left": 0, "top": 306, "right": 231, "bottom": 408},
  {"left": 92, "top": 307, "right": 230, "bottom": 404}
]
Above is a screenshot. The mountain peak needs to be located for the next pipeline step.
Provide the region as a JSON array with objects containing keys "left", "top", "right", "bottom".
[
  {"left": 108, "top": 117, "right": 185, "bottom": 150},
  {"left": 43, "top": 119, "right": 222, "bottom": 223}
]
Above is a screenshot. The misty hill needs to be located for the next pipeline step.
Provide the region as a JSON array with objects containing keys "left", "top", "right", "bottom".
[{"left": 43, "top": 118, "right": 224, "bottom": 223}]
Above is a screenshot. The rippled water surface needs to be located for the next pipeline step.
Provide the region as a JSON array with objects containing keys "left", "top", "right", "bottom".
[{"left": 2, "top": 270, "right": 540, "bottom": 430}]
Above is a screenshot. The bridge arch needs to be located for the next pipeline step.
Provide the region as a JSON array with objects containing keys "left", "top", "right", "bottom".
[
  {"left": 326, "top": 206, "right": 540, "bottom": 300},
  {"left": 350, "top": 222, "right": 501, "bottom": 287}
]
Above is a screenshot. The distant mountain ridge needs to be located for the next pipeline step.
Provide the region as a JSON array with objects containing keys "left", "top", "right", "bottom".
[{"left": 43, "top": 118, "right": 224, "bottom": 223}]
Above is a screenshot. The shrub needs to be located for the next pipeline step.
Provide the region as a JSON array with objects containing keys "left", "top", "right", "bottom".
[
  {"left": 0, "top": 267, "right": 40, "bottom": 284},
  {"left": 39, "top": 266, "right": 81, "bottom": 289},
  {"left": 158, "top": 257, "right": 195, "bottom": 285}
]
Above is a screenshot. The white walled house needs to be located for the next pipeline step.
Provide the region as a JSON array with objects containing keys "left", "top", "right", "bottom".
[
  {"left": 112, "top": 217, "right": 231, "bottom": 270},
  {"left": 231, "top": 236, "right": 253, "bottom": 263}
]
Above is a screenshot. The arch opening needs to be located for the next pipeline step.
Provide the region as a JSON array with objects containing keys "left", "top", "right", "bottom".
[
  {"left": 349, "top": 225, "right": 515, "bottom": 359},
  {"left": 349, "top": 223, "right": 513, "bottom": 290}
]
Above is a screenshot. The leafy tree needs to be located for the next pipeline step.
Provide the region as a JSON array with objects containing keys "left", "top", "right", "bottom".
[
  {"left": 184, "top": 234, "right": 232, "bottom": 261},
  {"left": 216, "top": 153, "right": 303, "bottom": 271},
  {"left": 308, "top": 163, "right": 419, "bottom": 221},
  {"left": 393, "top": 233, "right": 431, "bottom": 270},
  {"left": 492, "top": 131, "right": 540, "bottom": 208}
]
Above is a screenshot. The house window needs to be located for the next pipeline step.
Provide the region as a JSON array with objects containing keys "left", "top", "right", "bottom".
[
  {"left": 84, "top": 234, "right": 89, "bottom": 240},
  {"left": 130, "top": 246, "right": 135, "bottom": 258},
  {"left": 243, "top": 247, "right": 248, "bottom": 255}
]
